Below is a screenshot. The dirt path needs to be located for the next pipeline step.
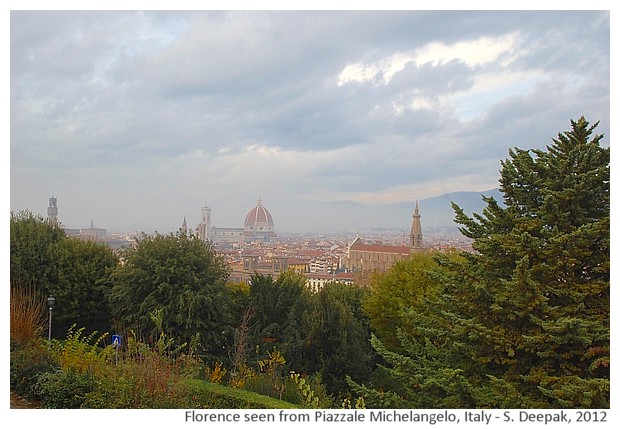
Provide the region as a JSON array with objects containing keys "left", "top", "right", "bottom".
[{"left": 10, "top": 392, "right": 43, "bottom": 409}]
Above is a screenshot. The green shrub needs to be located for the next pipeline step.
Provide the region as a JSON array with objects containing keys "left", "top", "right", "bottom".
[
  {"left": 51, "top": 325, "right": 113, "bottom": 374},
  {"left": 10, "top": 341, "right": 57, "bottom": 400},
  {"left": 83, "top": 373, "right": 175, "bottom": 409},
  {"left": 34, "top": 369, "right": 96, "bottom": 408}
]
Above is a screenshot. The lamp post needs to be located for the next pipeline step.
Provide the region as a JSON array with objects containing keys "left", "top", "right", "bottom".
[{"left": 47, "top": 295, "right": 55, "bottom": 341}]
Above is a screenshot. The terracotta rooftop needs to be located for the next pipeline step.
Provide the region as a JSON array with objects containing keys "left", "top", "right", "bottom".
[{"left": 350, "top": 241, "right": 411, "bottom": 254}]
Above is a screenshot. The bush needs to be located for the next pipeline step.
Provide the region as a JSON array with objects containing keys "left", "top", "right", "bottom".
[
  {"left": 34, "top": 369, "right": 96, "bottom": 408},
  {"left": 10, "top": 341, "right": 57, "bottom": 401},
  {"left": 52, "top": 325, "right": 113, "bottom": 374},
  {"left": 82, "top": 375, "right": 142, "bottom": 408}
]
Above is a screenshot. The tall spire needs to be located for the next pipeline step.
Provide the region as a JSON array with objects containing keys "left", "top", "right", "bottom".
[
  {"left": 181, "top": 216, "right": 188, "bottom": 235},
  {"left": 410, "top": 200, "right": 423, "bottom": 250}
]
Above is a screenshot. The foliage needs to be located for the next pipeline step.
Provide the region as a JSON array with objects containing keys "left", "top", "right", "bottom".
[
  {"left": 10, "top": 211, "right": 118, "bottom": 338},
  {"left": 248, "top": 271, "right": 308, "bottom": 356},
  {"left": 298, "top": 282, "right": 375, "bottom": 397},
  {"left": 10, "top": 210, "right": 65, "bottom": 291},
  {"left": 10, "top": 282, "right": 46, "bottom": 345},
  {"left": 34, "top": 369, "right": 96, "bottom": 408},
  {"left": 206, "top": 361, "right": 228, "bottom": 384},
  {"left": 290, "top": 371, "right": 320, "bottom": 408},
  {"left": 10, "top": 341, "right": 57, "bottom": 401},
  {"left": 363, "top": 252, "right": 451, "bottom": 352},
  {"left": 352, "top": 117, "right": 610, "bottom": 408},
  {"left": 248, "top": 273, "right": 374, "bottom": 400},
  {"left": 108, "top": 231, "right": 233, "bottom": 358},
  {"left": 28, "top": 325, "right": 112, "bottom": 408},
  {"left": 51, "top": 325, "right": 113, "bottom": 374},
  {"left": 51, "top": 237, "right": 118, "bottom": 335},
  {"left": 341, "top": 395, "right": 366, "bottom": 409},
  {"left": 248, "top": 348, "right": 289, "bottom": 400}
]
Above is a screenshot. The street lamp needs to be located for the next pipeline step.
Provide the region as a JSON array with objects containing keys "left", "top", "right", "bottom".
[{"left": 47, "top": 295, "right": 55, "bottom": 341}]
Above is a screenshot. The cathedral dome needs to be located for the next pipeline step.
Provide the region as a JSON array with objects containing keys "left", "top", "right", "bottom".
[{"left": 244, "top": 197, "right": 274, "bottom": 230}]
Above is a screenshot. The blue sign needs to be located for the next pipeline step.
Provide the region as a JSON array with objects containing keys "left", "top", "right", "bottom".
[{"left": 112, "top": 335, "right": 122, "bottom": 347}]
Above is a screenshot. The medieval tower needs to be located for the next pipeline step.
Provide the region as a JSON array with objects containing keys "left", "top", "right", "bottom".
[
  {"left": 410, "top": 200, "right": 423, "bottom": 250},
  {"left": 47, "top": 195, "right": 58, "bottom": 224}
]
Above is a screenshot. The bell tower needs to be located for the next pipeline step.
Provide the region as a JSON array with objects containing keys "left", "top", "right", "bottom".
[
  {"left": 197, "top": 203, "right": 212, "bottom": 241},
  {"left": 47, "top": 195, "right": 58, "bottom": 224},
  {"left": 410, "top": 200, "right": 423, "bottom": 250}
]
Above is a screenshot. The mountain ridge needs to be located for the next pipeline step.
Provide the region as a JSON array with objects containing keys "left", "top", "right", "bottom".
[{"left": 272, "top": 188, "right": 503, "bottom": 233}]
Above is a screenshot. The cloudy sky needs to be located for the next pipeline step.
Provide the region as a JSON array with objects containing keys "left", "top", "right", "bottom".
[{"left": 9, "top": 9, "right": 610, "bottom": 233}]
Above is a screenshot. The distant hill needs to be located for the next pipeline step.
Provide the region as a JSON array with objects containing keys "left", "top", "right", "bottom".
[
  {"left": 417, "top": 188, "right": 503, "bottom": 230},
  {"left": 273, "top": 188, "right": 503, "bottom": 233}
]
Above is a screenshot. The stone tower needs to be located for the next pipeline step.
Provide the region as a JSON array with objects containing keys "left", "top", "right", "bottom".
[
  {"left": 410, "top": 200, "right": 423, "bottom": 250},
  {"left": 196, "top": 204, "right": 212, "bottom": 242},
  {"left": 47, "top": 195, "right": 58, "bottom": 224}
]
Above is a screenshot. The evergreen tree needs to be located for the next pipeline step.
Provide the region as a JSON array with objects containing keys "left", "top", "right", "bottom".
[
  {"left": 247, "top": 271, "right": 308, "bottom": 363},
  {"left": 299, "top": 282, "right": 375, "bottom": 397},
  {"left": 353, "top": 117, "right": 609, "bottom": 408}
]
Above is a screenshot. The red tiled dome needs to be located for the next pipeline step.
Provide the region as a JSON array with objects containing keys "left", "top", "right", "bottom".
[{"left": 244, "top": 197, "right": 274, "bottom": 228}]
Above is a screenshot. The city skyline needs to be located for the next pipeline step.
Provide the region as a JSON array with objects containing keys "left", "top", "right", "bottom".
[{"left": 9, "top": 9, "right": 610, "bottom": 233}]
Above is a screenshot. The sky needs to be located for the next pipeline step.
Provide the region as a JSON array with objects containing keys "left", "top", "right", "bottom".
[{"left": 8, "top": 7, "right": 611, "bottom": 233}]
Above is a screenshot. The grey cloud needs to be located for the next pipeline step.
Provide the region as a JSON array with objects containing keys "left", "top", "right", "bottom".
[{"left": 10, "top": 10, "right": 610, "bottom": 232}]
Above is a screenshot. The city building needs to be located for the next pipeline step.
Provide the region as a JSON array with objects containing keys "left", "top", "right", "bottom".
[
  {"left": 45, "top": 196, "right": 133, "bottom": 250},
  {"left": 341, "top": 201, "right": 427, "bottom": 273},
  {"left": 196, "top": 197, "right": 278, "bottom": 244},
  {"left": 341, "top": 237, "right": 412, "bottom": 272},
  {"left": 80, "top": 220, "right": 107, "bottom": 239},
  {"left": 229, "top": 254, "right": 289, "bottom": 284},
  {"left": 306, "top": 272, "right": 355, "bottom": 292}
]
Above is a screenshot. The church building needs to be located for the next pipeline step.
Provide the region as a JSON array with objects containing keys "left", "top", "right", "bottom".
[
  {"left": 196, "top": 197, "right": 277, "bottom": 244},
  {"left": 341, "top": 201, "right": 425, "bottom": 273}
]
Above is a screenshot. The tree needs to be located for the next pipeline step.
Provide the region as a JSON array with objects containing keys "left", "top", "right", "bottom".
[
  {"left": 247, "top": 273, "right": 376, "bottom": 398},
  {"left": 108, "top": 232, "right": 233, "bottom": 358},
  {"left": 299, "top": 282, "right": 375, "bottom": 397},
  {"left": 352, "top": 117, "right": 610, "bottom": 408},
  {"left": 247, "top": 271, "right": 308, "bottom": 362},
  {"left": 363, "top": 252, "right": 452, "bottom": 352},
  {"left": 10, "top": 211, "right": 118, "bottom": 338},
  {"left": 10, "top": 211, "right": 65, "bottom": 292},
  {"left": 52, "top": 237, "right": 118, "bottom": 336}
]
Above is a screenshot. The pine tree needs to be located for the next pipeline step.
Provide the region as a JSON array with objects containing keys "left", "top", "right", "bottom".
[{"left": 352, "top": 117, "right": 609, "bottom": 408}]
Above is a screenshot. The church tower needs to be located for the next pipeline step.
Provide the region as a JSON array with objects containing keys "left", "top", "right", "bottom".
[
  {"left": 47, "top": 195, "right": 58, "bottom": 224},
  {"left": 196, "top": 204, "right": 212, "bottom": 242},
  {"left": 181, "top": 216, "right": 188, "bottom": 235},
  {"left": 410, "top": 200, "right": 423, "bottom": 250}
]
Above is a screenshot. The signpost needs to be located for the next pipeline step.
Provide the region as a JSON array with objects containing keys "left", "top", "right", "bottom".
[{"left": 112, "top": 335, "right": 122, "bottom": 365}]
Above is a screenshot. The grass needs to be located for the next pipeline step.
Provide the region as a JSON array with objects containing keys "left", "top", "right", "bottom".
[
  {"left": 10, "top": 283, "right": 46, "bottom": 345},
  {"left": 181, "top": 378, "right": 298, "bottom": 409}
]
